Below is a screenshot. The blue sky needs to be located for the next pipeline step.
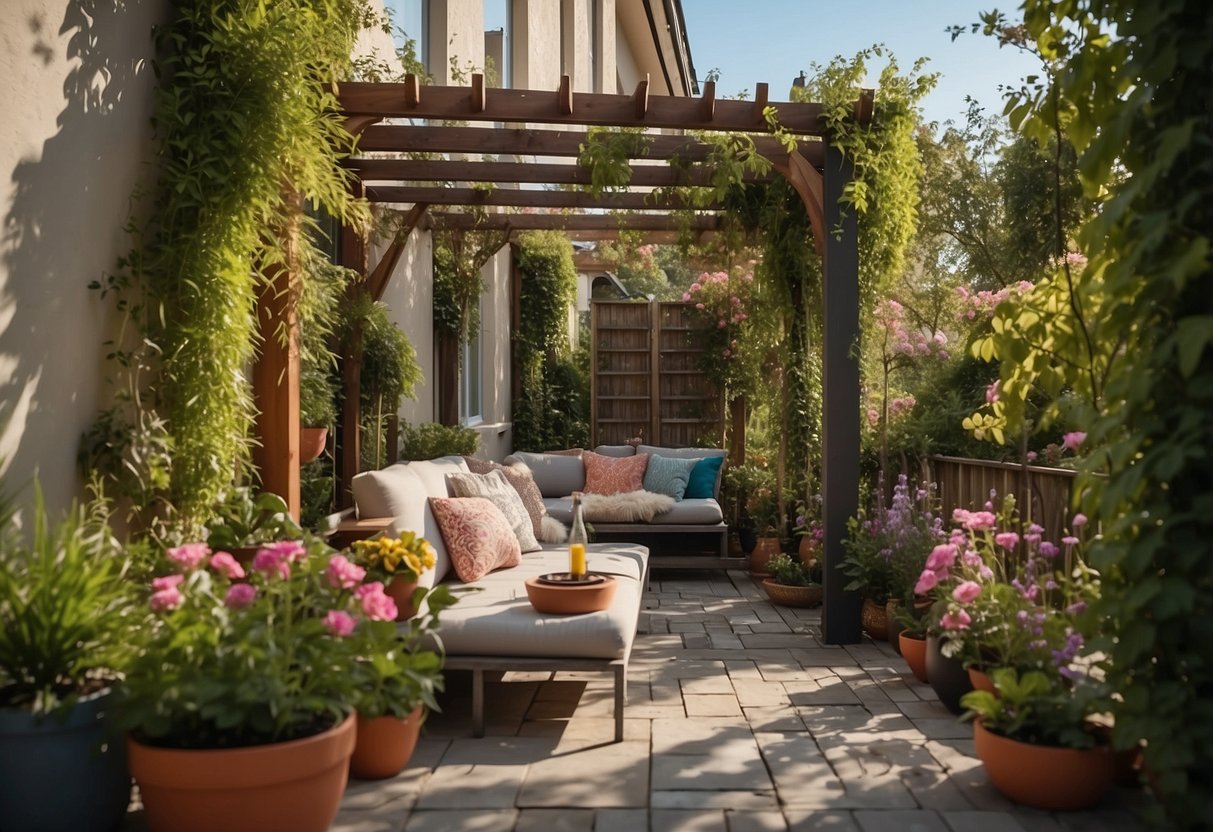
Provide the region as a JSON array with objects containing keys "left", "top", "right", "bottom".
[{"left": 681, "top": 1, "right": 1042, "bottom": 130}]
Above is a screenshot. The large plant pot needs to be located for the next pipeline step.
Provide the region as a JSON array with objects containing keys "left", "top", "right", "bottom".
[
  {"left": 886, "top": 599, "right": 906, "bottom": 653},
  {"left": 761, "top": 579, "right": 822, "bottom": 608},
  {"left": 969, "top": 667, "right": 998, "bottom": 695},
  {"left": 385, "top": 576, "right": 420, "bottom": 621},
  {"left": 350, "top": 707, "right": 423, "bottom": 780},
  {"left": 974, "top": 718, "right": 1116, "bottom": 811},
  {"left": 898, "top": 632, "right": 929, "bottom": 683},
  {"left": 128, "top": 712, "right": 356, "bottom": 832},
  {"left": 748, "top": 537, "right": 780, "bottom": 577},
  {"left": 0, "top": 688, "right": 130, "bottom": 832},
  {"left": 861, "top": 597, "right": 889, "bottom": 641},
  {"left": 926, "top": 634, "right": 974, "bottom": 714},
  {"left": 300, "top": 427, "right": 328, "bottom": 463},
  {"left": 797, "top": 536, "right": 817, "bottom": 567},
  {"left": 738, "top": 527, "right": 757, "bottom": 556}
]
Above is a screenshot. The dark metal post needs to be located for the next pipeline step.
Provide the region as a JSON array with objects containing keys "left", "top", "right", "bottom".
[{"left": 821, "top": 142, "right": 862, "bottom": 644}]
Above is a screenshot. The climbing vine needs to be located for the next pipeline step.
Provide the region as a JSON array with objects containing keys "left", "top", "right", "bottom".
[{"left": 83, "top": 0, "right": 373, "bottom": 537}]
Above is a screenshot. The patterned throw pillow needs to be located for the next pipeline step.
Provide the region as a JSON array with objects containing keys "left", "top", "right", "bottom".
[
  {"left": 582, "top": 451, "right": 650, "bottom": 496},
  {"left": 642, "top": 454, "right": 700, "bottom": 501},
  {"left": 446, "top": 470, "right": 541, "bottom": 553},
  {"left": 428, "top": 497, "right": 522, "bottom": 582},
  {"left": 462, "top": 456, "right": 547, "bottom": 537}
]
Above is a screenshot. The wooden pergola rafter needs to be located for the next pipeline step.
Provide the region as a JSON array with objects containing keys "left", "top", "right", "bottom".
[{"left": 253, "top": 72, "right": 870, "bottom": 643}]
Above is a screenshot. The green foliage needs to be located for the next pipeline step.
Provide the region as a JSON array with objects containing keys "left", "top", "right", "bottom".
[
  {"left": 0, "top": 484, "right": 137, "bottom": 716},
  {"left": 577, "top": 127, "right": 651, "bottom": 196},
  {"left": 512, "top": 232, "right": 588, "bottom": 451},
  {"left": 398, "top": 422, "right": 479, "bottom": 461},
  {"left": 766, "top": 553, "right": 819, "bottom": 587},
  {"left": 967, "top": 4, "right": 1213, "bottom": 825},
  {"left": 85, "top": 0, "right": 371, "bottom": 537},
  {"left": 961, "top": 668, "right": 1106, "bottom": 750},
  {"left": 299, "top": 257, "right": 353, "bottom": 428},
  {"left": 204, "top": 488, "right": 303, "bottom": 551},
  {"left": 432, "top": 220, "right": 510, "bottom": 345}
]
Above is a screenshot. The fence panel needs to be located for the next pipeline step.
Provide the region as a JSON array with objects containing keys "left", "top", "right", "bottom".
[{"left": 930, "top": 455, "right": 1079, "bottom": 537}]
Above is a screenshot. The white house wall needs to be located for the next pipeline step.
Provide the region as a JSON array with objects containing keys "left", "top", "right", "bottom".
[
  {"left": 0, "top": 0, "right": 167, "bottom": 516},
  {"left": 376, "top": 228, "right": 436, "bottom": 427},
  {"left": 476, "top": 244, "right": 513, "bottom": 460}
]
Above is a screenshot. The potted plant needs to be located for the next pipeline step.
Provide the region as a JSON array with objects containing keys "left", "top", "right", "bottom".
[
  {"left": 204, "top": 487, "right": 303, "bottom": 561},
  {"left": 962, "top": 668, "right": 1116, "bottom": 811},
  {"left": 791, "top": 499, "right": 823, "bottom": 567},
  {"left": 298, "top": 257, "right": 349, "bottom": 463},
  {"left": 120, "top": 537, "right": 409, "bottom": 832},
  {"left": 744, "top": 479, "right": 781, "bottom": 576},
  {"left": 761, "top": 552, "right": 822, "bottom": 608},
  {"left": 349, "top": 530, "right": 438, "bottom": 620},
  {"left": 892, "top": 603, "right": 930, "bottom": 683},
  {"left": 398, "top": 421, "right": 479, "bottom": 461},
  {"left": 0, "top": 486, "right": 137, "bottom": 832}
]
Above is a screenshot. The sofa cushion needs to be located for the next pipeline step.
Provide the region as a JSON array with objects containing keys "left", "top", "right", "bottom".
[
  {"left": 592, "top": 444, "right": 636, "bottom": 458},
  {"left": 649, "top": 498, "right": 725, "bottom": 525},
  {"left": 583, "top": 451, "right": 649, "bottom": 495},
  {"left": 462, "top": 457, "right": 547, "bottom": 538},
  {"left": 685, "top": 456, "right": 725, "bottom": 499},
  {"left": 428, "top": 497, "right": 522, "bottom": 582},
  {"left": 543, "top": 497, "right": 573, "bottom": 524},
  {"left": 636, "top": 446, "right": 727, "bottom": 498},
  {"left": 446, "top": 470, "right": 541, "bottom": 553},
  {"left": 351, "top": 463, "right": 452, "bottom": 587},
  {"left": 508, "top": 452, "right": 586, "bottom": 498},
  {"left": 642, "top": 454, "right": 700, "bottom": 501}
]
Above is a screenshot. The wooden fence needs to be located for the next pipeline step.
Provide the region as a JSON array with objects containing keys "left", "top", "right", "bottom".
[{"left": 930, "top": 455, "right": 1080, "bottom": 537}]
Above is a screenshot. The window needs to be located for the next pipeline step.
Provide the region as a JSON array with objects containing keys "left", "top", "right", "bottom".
[
  {"left": 383, "top": 0, "right": 427, "bottom": 71},
  {"left": 460, "top": 296, "right": 484, "bottom": 425},
  {"left": 484, "top": 0, "right": 512, "bottom": 87}
]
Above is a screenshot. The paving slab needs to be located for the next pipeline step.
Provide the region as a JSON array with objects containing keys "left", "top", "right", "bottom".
[
  {"left": 652, "top": 809, "right": 728, "bottom": 832},
  {"left": 651, "top": 790, "right": 780, "bottom": 810},
  {"left": 726, "top": 810, "right": 791, "bottom": 832},
  {"left": 517, "top": 741, "right": 650, "bottom": 807},
  {"left": 853, "top": 809, "right": 949, "bottom": 831},
  {"left": 402, "top": 810, "right": 518, "bottom": 832},
  {"left": 941, "top": 811, "right": 1029, "bottom": 832},
  {"left": 651, "top": 749, "right": 773, "bottom": 791},
  {"left": 515, "top": 808, "right": 596, "bottom": 832}
]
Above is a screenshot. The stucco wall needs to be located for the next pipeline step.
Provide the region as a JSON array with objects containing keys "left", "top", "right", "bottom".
[
  {"left": 0, "top": 0, "right": 166, "bottom": 515},
  {"left": 475, "top": 244, "right": 513, "bottom": 460},
  {"left": 376, "top": 228, "right": 435, "bottom": 428},
  {"left": 430, "top": 0, "right": 486, "bottom": 81}
]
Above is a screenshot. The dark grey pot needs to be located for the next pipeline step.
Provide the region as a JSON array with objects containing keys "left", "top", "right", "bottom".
[
  {"left": 0, "top": 688, "right": 130, "bottom": 831},
  {"left": 925, "top": 635, "right": 974, "bottom": 715}
]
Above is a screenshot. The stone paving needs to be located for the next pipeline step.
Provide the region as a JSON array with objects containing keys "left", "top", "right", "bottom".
[{"left": 333, "top": 570, "right": 1151, "bottom": 832}]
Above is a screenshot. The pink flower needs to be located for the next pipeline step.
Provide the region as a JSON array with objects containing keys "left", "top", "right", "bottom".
[
  {"left": 925, "top": 544, "right": 957, "bottom": 572},
  {"left": 252, "top": 549, "right": 291, "bottom": 581},
  {"left": 1072, "top": 513, "right": 1088, "bottom": 528},
  {"left": 961, "top": 550, "right": 983, "bottom": 568},
  {"left": 1062, "top": 535, "right": 1079, "bottom": 547},
  {"left": 953, "top": 509, "right": 997, "bottom": 531},
  {"left": 326, "top": 554, "right": 366, "bottom": 590},
  {"left": 914, "top": 569, "right": 939, "bottom": 595},
  {"left": 979, "top": 565, "right": 994, "bottom": 581},
  {"left": 149, "top": 574, "right": 185, "bottom": 613},
  {"left": 1026, "top": 451, "right": 1038, "bottom": 462},
  {"left": 259, "top": 540, "right": 307, "bottom": 563},
  {"left": 995, "top": 532, "right": 1020, "bottom": 551},
  {"left": 355, "top": 582, "right": 398, "bottom": 621},
  {"left": 1062, "top": 432, "right": 1086, "bottom": 451},
  {"left": 209, "top": 551, "right": 246, "bottom": 580},
  {"left": 695, "top": 302, "right": 705, "bottom": 310},
  {"left": 682, "top": 292, "right": 691, "bottom": 301},
  {"left": 1039, "top": 541, "right": 1060, "bottom": 558},
  {"left": 166, "top": 543, "right": 209, "bottom": 572},
  {"left": 324, "top": 610, "right": 357, "bottom": 638},
  {"left": 985, "top": 382, "right": 1000, "bottom": 404},
  {"left": 940, "top": 609, "right": 972, "bottom": 630},
  {"left": 224, "top": 583, "right": 257, "bottom": 609},
  {"left": 952, "top": 581, "right": 982, "bottom": 604}
]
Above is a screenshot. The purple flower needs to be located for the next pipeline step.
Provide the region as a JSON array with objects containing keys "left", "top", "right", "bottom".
[{"left": 1039, "top": 541, "right": 1060, "bottom": 559}]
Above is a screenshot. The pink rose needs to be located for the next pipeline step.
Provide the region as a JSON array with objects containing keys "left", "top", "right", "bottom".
[
  {"left": 925, "top": 544, "right": 957, "bottom": 572},
  {"left": 324, "top": 610, "right": 357, "bottom": 638},
  {"left": 224, "top": 583, "right": 258, "bottom": 609},
  {"left": 149, "top": 574, "right": 185, "bottom": 613},
  {"left": 952, "top": 581, "right": 982, "bottom": 604},
  {"left": 914, "top": 569, "right": 939, "bottom": 596},
  {"left": 166, "top": 542, "right": 209, "bottom": 572},
  {"left": 682, "top": 292, "right": 691, "bottom": 302},
  {"left": 940, "top": 609, "right": 972, "bottom": 630},
  {"left": 326, "top": 554, "right": 367, "bottom": 590},
  {"left": 209, "top": 551, "right": 246, "bottom": 580},
  {"left": 994, "top": 532, "right": 1020, "bottom": 551},
  {"left": 1062, "top": 432, "right": 1086, "bottom": 451},
  {"left": 355, "top": 582, "right": 398, "bottom": 622},
  {"left": 252, "top": 549, "right": 291, "bottom": 581},
  {"left": 259, "top": 540, "right": 307, "bottom": 563}
]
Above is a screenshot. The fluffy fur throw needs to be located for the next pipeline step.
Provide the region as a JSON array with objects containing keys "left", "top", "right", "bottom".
[
  {"left": 580, "top": 490, "right": 675, "bottom": 523},
  {"left": 539, "top": 515, "right": 568, "bottom": 544}
]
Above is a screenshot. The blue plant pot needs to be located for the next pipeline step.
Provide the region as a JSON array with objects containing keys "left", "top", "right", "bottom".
[{"left": 0, "top": 688, "right": 131, "bottom": 831}]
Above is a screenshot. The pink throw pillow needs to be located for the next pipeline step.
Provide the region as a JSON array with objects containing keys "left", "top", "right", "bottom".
[
  {"left": 582, "top": 451, "right": 650, "bottom": 495},
  {"left": 428, "top": 497, "right": 522, "bottom": 582}
]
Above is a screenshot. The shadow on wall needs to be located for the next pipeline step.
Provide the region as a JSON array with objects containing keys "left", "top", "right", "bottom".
[{"left": 0, "top": 0, "right": 162, "bottom": 510}]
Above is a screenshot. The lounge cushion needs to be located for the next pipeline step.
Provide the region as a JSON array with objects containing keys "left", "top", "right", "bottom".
[
  {"left": 508, "top": 452, "right": 586, "bottom": 498},
  {"left": 583, "top": 451, "right": 649, "bottom": 495},
  {"left": 544, "top": 497, "right": 574, "bottom": 524},
  {"left": 351, "top": 462, "right": 455, "bottom": 587},
  {"left": 462, "top": 457, "right": 547, "bottom": 538},
  {"left": 649, "top": 498, "right": 725, "bottom": 525},
  {"left": 642, "top": 454, "right": 700, "bottom": 500},
  {"left": 446, "top": 470, "right": 541, "bottom": 553},
  {"left": 685, "top": 456, "right": 725, "bottom": 499},
  {"left": 592, "top": 445, "right": 636, "bottom": 458},
  {"left": 428, "top": 497, "right": 522, "bottom": 582}
]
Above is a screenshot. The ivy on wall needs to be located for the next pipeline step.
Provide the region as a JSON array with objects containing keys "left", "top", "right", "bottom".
[{"left": 84, "top": 0, "right": 373, "bottom": 536}]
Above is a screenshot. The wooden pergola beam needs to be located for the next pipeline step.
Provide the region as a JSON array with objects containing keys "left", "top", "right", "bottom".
[
  {"left": 355, "top": 124, "right": 824, "bottom": 167},
  {"left": 536, "top": 229, "right": 715, "bottom": 244},
  {"left": 346, "top": 158, "right": 772, "bottom": 187},
  {"left": 430, "top": 212, "right": 722, "bottom": 232},
  {"left": 364, "top": 186, "right": 719, "bottom": 210},
  {"left": 338, "top": 75, "right": 855, "bottom": 134}
]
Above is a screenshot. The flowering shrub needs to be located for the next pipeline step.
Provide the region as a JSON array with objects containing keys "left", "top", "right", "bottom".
[
  {"left": 841, "top": 475, "right": 944, "bottom": 604},
  {"left": 682, "top": 265, "right": 756, "bottom": 392},
  {"left": 122, "top": 537, "right": 455, "bottom": 748},
  {"left": 350, "top": 530, "right": 437, "bottom": 583}
]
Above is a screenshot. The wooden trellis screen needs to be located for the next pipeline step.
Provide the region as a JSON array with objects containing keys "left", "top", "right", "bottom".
[{"left": 590, "top": 300, "right": 723, "bottom": 448}]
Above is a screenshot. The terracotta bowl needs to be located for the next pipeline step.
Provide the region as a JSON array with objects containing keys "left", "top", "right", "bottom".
[{"left": 525, "top": 575, "right": 617, "bottom": 615}]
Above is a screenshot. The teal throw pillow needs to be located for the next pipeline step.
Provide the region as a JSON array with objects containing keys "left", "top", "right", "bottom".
[
  {"left": 684, "top": 456, "right": 724, "bottom": 499},
  {"left": 642, "top": 454, "right": 700, "bottom": 501}
]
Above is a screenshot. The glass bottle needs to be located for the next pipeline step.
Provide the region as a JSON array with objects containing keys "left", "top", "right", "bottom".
[{"left": 569, "top": 492, "right": 588, "bottom": 580}]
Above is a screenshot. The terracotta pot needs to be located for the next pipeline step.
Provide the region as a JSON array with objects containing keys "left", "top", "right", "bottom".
[
  {"left": 385, "top": 576, "right": 420, "bottom": 620},
  {"left": 300, "top": 427, "right": 328, "bottom": 463},
  {"left": 761, "top": 579, "right": 822, "bottom": 608},
  {"left": 524, "top": 575, "right": 617, "bottom": 615},
  {"left": 898, "top": 633, "right": 929, "bottom": 683},
  {"left": 926, "top": 634, "right": 973, "bottom": 714},
  {"left": 350, "top": 707, "right": 423, "bottom": 780},
  {"left": 748, "top": 537, "right": 780, "bottom": 577},
  {"left": 861, "top": 597, "right": 889, "bottom": 641},
  {"left": 969, "top": 667, "right": 998, "bottom": 696},
  {"left": 973, "top": 718, "right": 1116, "bottom": 811},
  {"left": 128, "top": 712, "right": 356, "bottom": 832},
  {"left": 797, "top": 536, "right": 817, "bottom": 566},
  {"left": 885, "top": 599, "right": 906, "bottom": 653}
]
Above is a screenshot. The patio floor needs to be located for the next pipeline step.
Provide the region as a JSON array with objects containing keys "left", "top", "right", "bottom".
[{"left": 332, "top": 570, "right": 1151, "bottom": 832}]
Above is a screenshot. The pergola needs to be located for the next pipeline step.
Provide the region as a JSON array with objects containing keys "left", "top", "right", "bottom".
[{"left": 252, "top": 74, "right": 870, "bottom": 643}]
